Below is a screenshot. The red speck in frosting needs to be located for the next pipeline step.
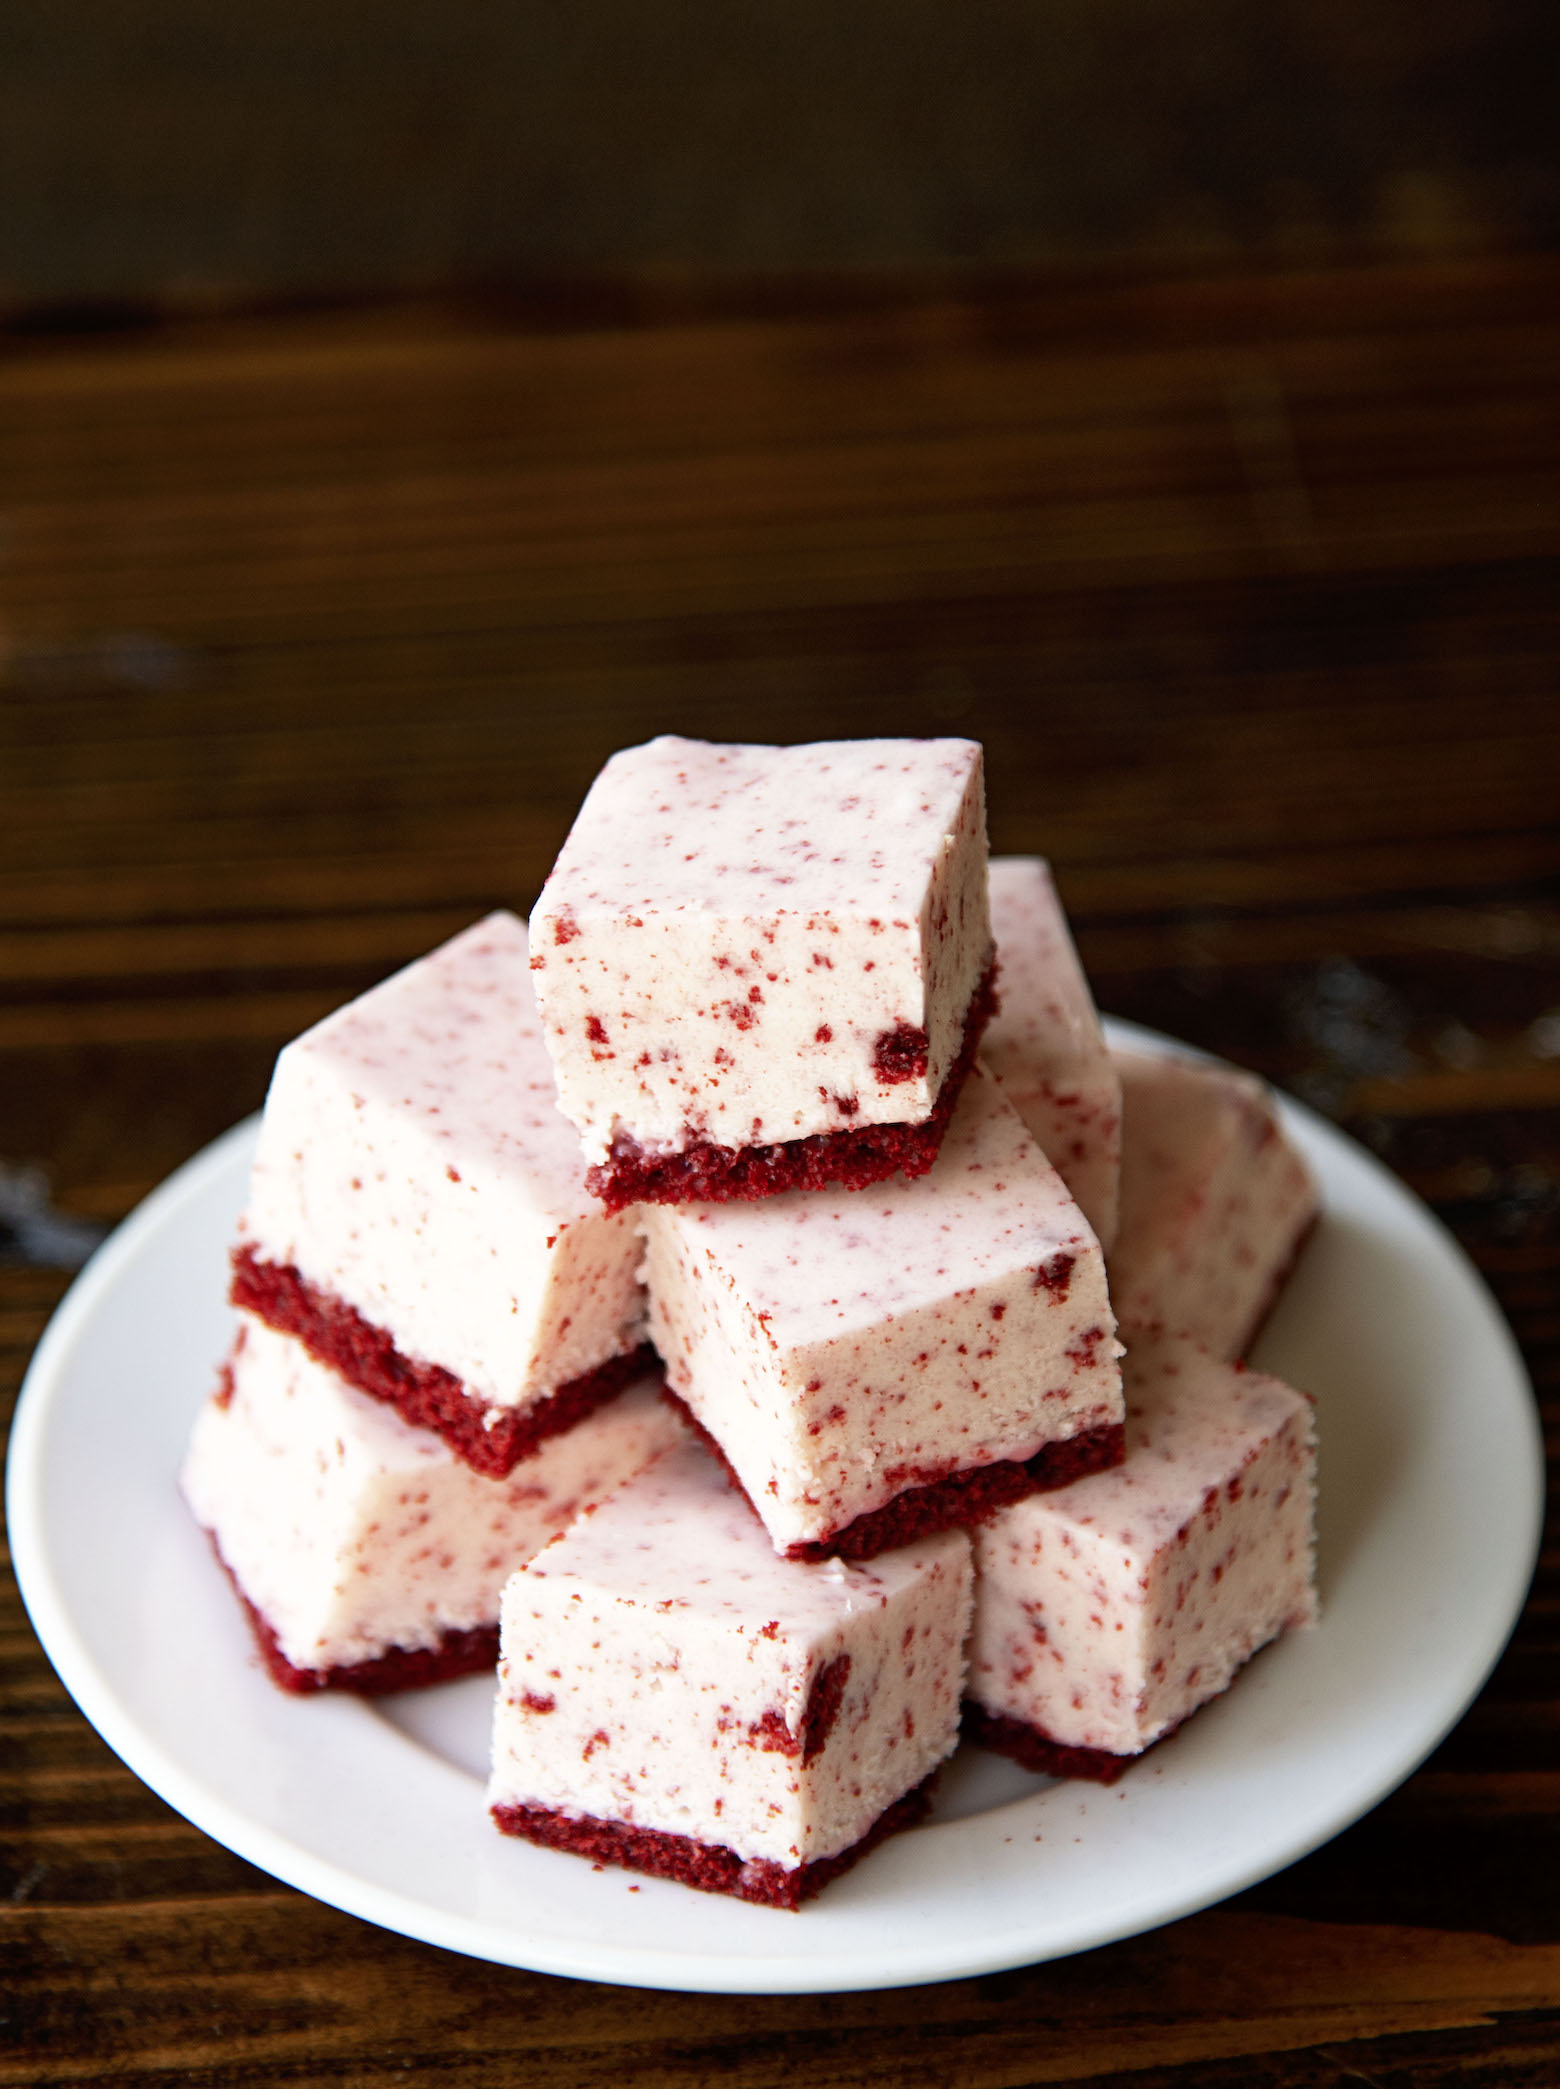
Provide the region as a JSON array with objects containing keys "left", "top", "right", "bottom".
[
  {"left": 1065, "top": 1325, "right": 1106, "bottom": 1368},
  {"left": 747, "top": 1708, "right": 798, "bottom": 1756},
  {"left": 873, "top": 1022, "right": 929, "bottom": 1085},
  {"left": 1033, "top": 1252, "right": 1076, "bottom": 1300}
]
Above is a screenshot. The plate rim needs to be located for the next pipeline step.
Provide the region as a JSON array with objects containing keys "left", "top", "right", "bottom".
[{"left": 6, "top": 1026, "right": 1545, "bottom": 1993}]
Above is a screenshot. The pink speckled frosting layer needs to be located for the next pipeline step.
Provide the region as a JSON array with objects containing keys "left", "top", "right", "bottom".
[
  {"left": 981, "top": 856, "right": 1122, "bottom": 1249},
  {"left": 488, "top": 1437, "right": 972, "bottom": 1872},
  {"left": 966, "top": 1328, "right": 1317, "bottom": 1759},
  {"left": 238, "top": 911, "right": 646, "bottom": 1416},
  {"left": 640, "top": 1061, "right": 1123, "bottom": 1555},
  {"left": 528, "top": 736, "right": 993, "bottom": 1167},
  {"left": 1108, "top": 1048, "right": 1319, "bottom": 1359},
  {"left": 181, "top": 1314, "right": 684, "bottom": 1678}
]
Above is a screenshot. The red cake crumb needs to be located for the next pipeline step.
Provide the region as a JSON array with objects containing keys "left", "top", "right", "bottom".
[
  {"left": 872, "top": 1021, "right": 930, "bottom": 1085},
  {"left": 1033, "top": 1251, "right": 1076, "bottom": 1298},
  {"left": 749, "top": 1653, "right": 854, "bottom": 1761},
  {"left": 962, "top": 1701, "right": 1179, "bottom": 1785},
  {"left": 491, "top": 1773, "right": 936, "bottom": 1908},
  {"left": 231, "top": 1243, "right": 654, "bottom": 1477},
  {"left": 747, "top": 1707, "right": 798, "bottom": 1756},
  {"left": 661, "top": 1389, "right": 1125, "bottom": 1562},
  {"left": 209, "top": 1538, "right": 500, "bottom": 1696},
  {"left": 583, "top": 960, "right": 998, "bottom": 1212},
  {"left": 801, "top": 1653, "right": 853, "bottom": 1763}
]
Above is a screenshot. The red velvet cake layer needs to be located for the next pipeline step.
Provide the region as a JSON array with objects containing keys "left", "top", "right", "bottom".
[
  {"left": 961, "top": 1701, "right": 1139, "bottom": 1785},
  {"left": 231, "top": 1243, "right": 653, "bottom": 1477},
  {"left": 491, "top": 1774, "right": 936, "bottom": 1908},
  {"left": 583, "top": 960, "right": 999, "bottom": 1212},
  {"left": 662, "top": 1389, "right": 1125, "bottom": 1562},
  {"left": 212, "top": 1540, "right": 500, "bottom": 1696},
  {"left": 786, "top": 1421, "right": 1127, "bottom": 1562}
]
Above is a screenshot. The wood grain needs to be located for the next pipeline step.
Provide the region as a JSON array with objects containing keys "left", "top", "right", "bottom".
[{"left": 1, "top": 256, "right": 1557, "bottom": 2085}]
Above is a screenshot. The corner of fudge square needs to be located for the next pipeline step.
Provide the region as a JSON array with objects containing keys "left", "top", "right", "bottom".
[
  {"left": 526, "top": 736, "right": 998, "bottom": 1204},
  {"left": 487, "top": 1437, "right": 974, "bottom": 1905},
  {"left": 964, "top": 1327, "right": 1317, "bottom": 1781},
  {"left": 181, "top": 1313, "right": 684, "bottom": 1693},
  {"left": 230, "top": 909, "right": 651, "bottom": 1473},
  {"left": 639, "top": 1061, "right": 1125, "bottom": 1562}
]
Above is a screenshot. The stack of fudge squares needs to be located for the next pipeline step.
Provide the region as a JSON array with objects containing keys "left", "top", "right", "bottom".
[{"left": 182, "top": 735, "right": 1320, "bottom": 1909}]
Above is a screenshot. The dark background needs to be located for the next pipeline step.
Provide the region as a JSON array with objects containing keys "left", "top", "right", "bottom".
[{"left": 3, "top": 0, "right": 1558, "bottom": 309}]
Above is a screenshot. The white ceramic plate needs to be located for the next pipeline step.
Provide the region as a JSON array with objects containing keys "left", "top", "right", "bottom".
[{"left": 7, "top": 1023, "right": 1544, "bottom": 1994}]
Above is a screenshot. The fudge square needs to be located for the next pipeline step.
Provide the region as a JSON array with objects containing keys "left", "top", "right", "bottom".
[
  {"left": 964, "top": 1329, "right": 1317, "bottom": 1781},
  {"left": 1108, "top": 1048, "right": 1319, "bottom": 1360},
  {"left": 527, "top": 735, "right": 996, "bottom": 1208},
  {"left": 640, "top": 1061, "right": 1124, "bottom": 1562},
  {"left": 233, "top": 912, "right": 650, "bottom": 1477},
  {"left": 488, "top": 1436, "right": 973, "bottom": 1908},
  {"left": 980, "top": 855, "right": 1123, "bottom": 1251},
  {"left": 181, "top": 1314, "right": 683, "bottom": 1693}
]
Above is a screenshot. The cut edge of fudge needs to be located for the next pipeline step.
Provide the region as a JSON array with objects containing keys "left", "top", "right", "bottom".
[
  {"left": 963, "top": 1333, "right": 1318, "bottom": 1777},
  {"left": 184, "top": 1320, "right": 688, "bottom": 1688},
  {"left": 491, "top": 1774, "right": 936, "bottom": 1910},
  {"left": 208, "top": 1536, "right": 502, "bottom": 1696},
  {"left": 582, "top": 956, "right": 999, "bottom": 1212},
  {"left": 983, "top": 855, "right": 1123, "bottom": 1250},
  {"left": 661, "top": 1387, "right": 1126, "bottom": 1562},
  {"left": 531, "top": 735, "right": 994, "bottom": 1193},
  {"left": 1108, "top": 1047, "right": 1320, "bottom": 1363},
  {"left": 640, "top": 1063, "right": 1124, "bottom": 1558},
  {"left": 232, "top": 1242, "right": 657, "bottom": 1477},
  {"left": 1232, "top": 1204, "right": 1320, "bottom": 1360},
  {"left": 1113, "top": 1206, "right": 1320, "bottom": 1365},
  {"left": 486, "top": 1435, "right": 972, "bottom": 1903},
  {"left": 237, "top": 909, "right": 651, "bottom": 1425}
]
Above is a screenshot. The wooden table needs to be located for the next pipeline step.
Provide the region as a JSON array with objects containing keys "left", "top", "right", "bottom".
[{"left": 3, "top": 256, "right": 1557, "bottom": 2085}]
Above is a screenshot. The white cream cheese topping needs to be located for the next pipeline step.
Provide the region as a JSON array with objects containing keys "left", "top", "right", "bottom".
[
  {"left": 528, "top": 736, "right": 992, "bottom": 1161},
  {"left": 488, "top": 1438, "right": 972, "bottom": 1867},
  {"left": 181, "top": 1315, "right": 683, "bottom": 1673},
  {"left": 640, "top": 1063, "right": 1123, "bottom": 1550},
  {"left": 239, "top": 911, "right": 646, "bottom": 1409},
  {"left": 967, "top": 1328, "right": 1317, "bottom": 1754},
  {"left": 1108, "top": 1048, "right": 1319, "bottom": 1359}
]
